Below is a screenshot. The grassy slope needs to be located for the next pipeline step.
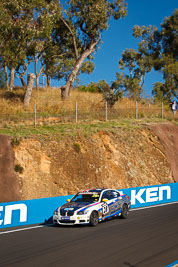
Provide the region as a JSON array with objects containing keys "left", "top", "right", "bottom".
[{"left": 0, "top": 88, "right": 177, "bottom": 140}]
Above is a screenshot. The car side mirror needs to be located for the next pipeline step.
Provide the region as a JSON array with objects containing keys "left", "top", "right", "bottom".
[
  {"left": 66, "top": 199, "right": 70, "bottom": 202},
  {"left": 102, "top": 198, "right": 108, "bottom": 202}
]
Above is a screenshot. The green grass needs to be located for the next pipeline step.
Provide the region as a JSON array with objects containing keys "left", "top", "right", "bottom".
[{"left": 1, "top": 118, "right": 176, "bottom": 141}]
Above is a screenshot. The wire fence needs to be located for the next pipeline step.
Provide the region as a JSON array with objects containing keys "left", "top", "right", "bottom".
[{"left": 0, "top": 102, "right": 177, "bottom": 127}]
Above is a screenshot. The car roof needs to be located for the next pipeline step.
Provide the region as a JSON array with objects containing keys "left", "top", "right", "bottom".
[
  {"left": 79, "top": 188, "right": 104, "bottom": 193},
  {"left": 79, "top": 188, "right": 117, "bottom": 194}
]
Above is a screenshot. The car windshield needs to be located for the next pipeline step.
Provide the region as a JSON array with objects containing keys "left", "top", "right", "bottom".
[{"left": 71, "top": 192, "right": 100, "bottom": 203}]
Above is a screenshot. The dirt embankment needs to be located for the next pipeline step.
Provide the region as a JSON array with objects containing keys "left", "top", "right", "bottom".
[
  {"left": 0, "top": 135, "right": 20, "bottom": 202},
  {"left": 0, "top": 123, "right": 177, "bottom": 203},
  {"left": 150, "top": 123, "right": 178, "bottom": 182}
]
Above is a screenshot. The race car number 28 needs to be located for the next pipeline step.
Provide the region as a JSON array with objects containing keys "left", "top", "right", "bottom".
[{"left": 102, "top": 203, "right": 109, "bottom": 215}]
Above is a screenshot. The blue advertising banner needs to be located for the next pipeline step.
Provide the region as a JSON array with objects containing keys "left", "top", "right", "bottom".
[
  {"left": 120, "top": 183, "right": 178, "bottom": 208},
  {"left": 0, "top": 183, "right": 178, "bottom": 229}
]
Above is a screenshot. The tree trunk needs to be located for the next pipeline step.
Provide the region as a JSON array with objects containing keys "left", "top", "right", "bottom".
[
  {"left": 20, "top": 76, "right": 26, "bottom": 87},
  {"left": 35, "top": 58, "right": 44, "bottom": 90},
  {"left": 4, "top": 65, "right": 9, "bottom": 90},
  {"left": 36, "top": 75, "right": 40, "bottom": 90},
  {"left": 18, "top": 63, "right": 28, "bottom": 88},
  {"left": 9, "top": 67, "right": 15, "bottom": 91},
  {"left": 24, "top": 74, "right": 36, "bottom": 107},
  {"left": 61, "top": 40, "right": 98, "bottom": 100},
  {"left": 46, "top": 75, "right": 51, "bottom": 87},
  {"left": 35, "top": 59, "right": 39, "bottom": 90}
]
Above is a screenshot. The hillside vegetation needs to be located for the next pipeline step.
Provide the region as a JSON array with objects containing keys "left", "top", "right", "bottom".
[
  {"left": 0, "top": 89, "right": 177, "bottom": 203},
  {"left": 0, "top": 88, "right": 177, "bottom": 125}
]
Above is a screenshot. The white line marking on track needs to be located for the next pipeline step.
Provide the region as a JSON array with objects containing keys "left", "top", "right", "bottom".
[
  {"left": 0, "top": 225, "right": 44, "bottom": 235},
  {"left": 130, "top": 201, "right": 178, "bottom": 211},
  {"left": 0, "top": 202, "right": 178, "bottom": 235}
]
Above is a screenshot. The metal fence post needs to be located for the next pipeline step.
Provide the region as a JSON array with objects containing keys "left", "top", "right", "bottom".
[
  {"left": 75, "top": 102, "right": 78, "bottom": 123},
  {"left": 105, "top": 101, "right": 108, "bottom": 121},
  {"left": 136, "top": 101, "right": 138, "bottom": 119},
  {"left": 34, "top": 104, "right": 36, "bottom": 127},
  {"left": 162, "top": 102, "right": 164, "bottom": 119}
]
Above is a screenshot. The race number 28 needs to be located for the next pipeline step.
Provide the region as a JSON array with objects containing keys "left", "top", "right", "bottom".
[{"left": 102, "top": 203, "right": 109, "bottom": 215}]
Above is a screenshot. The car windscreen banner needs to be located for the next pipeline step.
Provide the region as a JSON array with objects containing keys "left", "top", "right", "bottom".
[{"left": 0, "top": 183, "right": 178, "bottom": 229}]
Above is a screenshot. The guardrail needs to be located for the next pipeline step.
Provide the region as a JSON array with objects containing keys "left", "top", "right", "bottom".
[{"left": 0, "top": 183, "right": 178, "bottom": 229}]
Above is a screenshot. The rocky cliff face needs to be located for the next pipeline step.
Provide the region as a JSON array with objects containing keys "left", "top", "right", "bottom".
[
  {"left": 10, "top": 123, "right": 176, "bottom": 201},
  {"left": 0, "top": 135, "right": 20, "bottom": 203}
]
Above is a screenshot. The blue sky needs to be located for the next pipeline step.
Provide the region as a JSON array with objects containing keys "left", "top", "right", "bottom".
[
  {"left": 15, "top": 0, "right": 177, "bottom": 97},
  {"left": 79, "top": 0, "right": 177, "bottom": 97}
]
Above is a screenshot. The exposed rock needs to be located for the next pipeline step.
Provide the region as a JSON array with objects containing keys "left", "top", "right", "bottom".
[
  {"left": 0, "top": 123, "right": 177, "bottom": 203},
  {"left": 13, "top": 125, "right": 175, "bottom": 200},
  {"left": 0, "top": 135, "right": 20, "bottom": 202},
  {"left": 149, "top": 123, "right": 178, "bottom": 182}
]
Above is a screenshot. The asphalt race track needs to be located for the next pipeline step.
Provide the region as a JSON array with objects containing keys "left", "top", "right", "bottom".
[{"left": 0, "top": 203, "right": 178, "bottom": 267}]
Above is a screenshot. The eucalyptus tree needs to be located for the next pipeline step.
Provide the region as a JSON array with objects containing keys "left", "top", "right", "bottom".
[
  {"left": 0, "top": 0, "right": 37, "bottom": 89},
  {"left": 117, "top": 47, "right": 153, "bottom": 99},
  {"left": 26, "top": 1, "right": 61, "bottom": 90},
  {"left": 0, "top": 0, "right": 60, "bottom": 90},
  {"left": 152, "top": 82, "right": 172, "bottom": 103},
  {"left": 54, "top": 0, "right": 128, "bottom": 99},
  {"left": 133, "top": 9, "right": 178, "bottom": 101},
  {"left": 159, "top": 9, "right": 178, "bottom": 100},
  {"left": 97, "top": 79, "right": 123, "bottom": 107}
]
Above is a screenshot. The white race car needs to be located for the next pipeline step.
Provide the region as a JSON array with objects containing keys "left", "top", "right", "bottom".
[{"left": 53, "top": 188, "right": 131, "bottom": 226}]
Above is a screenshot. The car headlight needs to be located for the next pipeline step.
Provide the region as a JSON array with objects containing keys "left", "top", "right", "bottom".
[
  {"left": 54, "top": 207, "right": 60, "bottom": 215},
  {"left": 77, "top": 210, "right": 89, "bottom": 215}
]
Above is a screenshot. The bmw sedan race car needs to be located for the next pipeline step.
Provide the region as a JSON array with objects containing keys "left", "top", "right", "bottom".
[{"left": 53, "top": 188, "right": 131, "bottom": 226}]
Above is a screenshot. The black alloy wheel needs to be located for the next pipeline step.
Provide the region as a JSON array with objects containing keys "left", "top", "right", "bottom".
[{"left": 90, "top": 211, "right": 99, "bottom": 226}]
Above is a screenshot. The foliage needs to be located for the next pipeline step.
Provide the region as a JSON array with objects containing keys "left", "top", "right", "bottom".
[
  {"left": 114, "top": 29, "right": 154, "bottom": 100},
  {"left": 133, "top": 9, "right": 178, "bottom": 102},
  {"left": 80, "top": 61, "right": 95, "bottom": 75},
  {"left": 152, "top": 82, "right": 171, "bottom": 103},
  {"left": 14, "top": 164, "right": 23, "bottom": 173},
  {"left": 53, "top": 0, "right": 128, "bottom": 98},
  {"left": 0, "top": 0, "right": 61, "bottom": 89},
  {"left": 98, "top": 79, "right": 123, "bottom": 107},
  {"left": 0, "top": 0, "right": 128, "bottom": 97},
  {"left": 77, "top": 79, "right": 123, "bottom": 106},
  {"left": 11, "top": 137, "right": 21, "bottom": 147},
  {"left": 73, "top": 143, "right": 81, "bottom": 153},
  {"left": 77, "top": 82, "right": 99, "bottom": 93}
]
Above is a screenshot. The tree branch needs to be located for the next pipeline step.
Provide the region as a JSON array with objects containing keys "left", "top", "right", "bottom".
[
  {"left": 140, "top": 74, "right": 145, "bottom": 89},
  {"left": 60, "top": 17, "right": 79, "bottom": 59}
]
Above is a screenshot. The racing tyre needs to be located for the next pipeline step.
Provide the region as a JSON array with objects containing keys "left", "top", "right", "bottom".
[
  {"left": 120, "top": 204, "right": 129, "bottom": 219},
  {"left": 90, "top": 211, "right": 99, "bottom": 226}
]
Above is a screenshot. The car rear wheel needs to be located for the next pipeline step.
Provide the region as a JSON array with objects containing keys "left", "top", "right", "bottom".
[
  {"left": 90, "top": 211, "right": 99, "bottom": 226},
  {"left": 120, "top": 204, "right": 129, "bottom": 219}
]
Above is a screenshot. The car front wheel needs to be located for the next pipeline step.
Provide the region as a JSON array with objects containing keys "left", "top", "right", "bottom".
[{"left": 90, "top": 211, "right": 99, "bottom": 226}]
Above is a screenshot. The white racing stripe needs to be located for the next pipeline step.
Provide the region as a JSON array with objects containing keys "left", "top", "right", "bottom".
[{"left": 0, "top": 202, "right": 178, "bottom": 235}]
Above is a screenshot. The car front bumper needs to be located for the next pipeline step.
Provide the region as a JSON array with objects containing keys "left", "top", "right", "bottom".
[{"left": 53, "top": 214, "right": 90, "bottom": 225}]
